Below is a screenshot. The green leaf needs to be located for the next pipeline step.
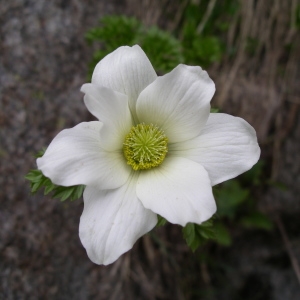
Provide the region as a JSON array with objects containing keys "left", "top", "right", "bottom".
[
  {"left": 85, "top": 15, "right": 141, "bottom": 79},
  {"left": 31, "top": 180, "right": 44, "bottom": 193},
  {"left": 197, "top": 225, "right": 215, "bottom": 240},
  {"left": 86, "top": 15, "right": 183, "bottom": 77},
  {"left": 182, "top": 219, "right": 215, "bottom": 252},
  {"left": 183, "top": 223, "right": 200, "bottom": 252},
  {"left": 156, "top": 215, "right": 167, "bottom": 227},
  {"left": 214, "top": 180, "right": 249, "bottom": 218},
  {"left": 198, "top": 218, "right": 214, "bottom": 228},
  {"left": 35, "top": 148, "right": 47, "bottom": 158},
  {"left": 44, "top": 181, "right": 56, "bottom": 195},
  {"left": 214, "top": 222, "right": 232, "bottom": 246},
  {"left": 240, "top": 160, "right": 264, "bottom": 185},
  {"left": 25, "top": 164, "right": 84, "bottom": 202},
  {"left": 182, "top": 32, "right": 224, "bottom": 67},
  {"left": 210, "top": 107, "right": 220, "bottom": 113},
  {"left": 85, "top": 15, "right": 140, "bottom": 48},
  {"left": 138, "top": 26, "right": 183, "bottom": 73},
  {"left": 25, "top": 169, "right": 43, "bottom": 182},
  {"left": 240, "top": 212, "right": 273, "bottom": 230},
  {"left": 71, "top": 185, "right": 85, "bottom": 201}
]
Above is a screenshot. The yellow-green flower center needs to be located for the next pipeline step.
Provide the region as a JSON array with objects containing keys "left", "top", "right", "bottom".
[{"left": 123, "top": 123, "right": 168, "bottom": 171}]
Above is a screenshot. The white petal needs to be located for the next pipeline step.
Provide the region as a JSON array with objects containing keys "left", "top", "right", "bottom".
[
  {"left": 136, "top": 64, "right": 215, "bottom": 143},
  {"left": 91, "top": 45, "right": 157, "bottom": 120},
  {"left": 169, "top": 113, "right": 261, "bottom": 186},
  {"left": 37, "top": 122, "right": 130, "bottom": 189},
  {"left": 136, "top": 157, "right": 216, "bottom": 226},
  {"left": 81, "top": 83, "right": 133, "bottom": 151},
  {"left": 79, "top": 175, "right": 157, "bottom": 265}
]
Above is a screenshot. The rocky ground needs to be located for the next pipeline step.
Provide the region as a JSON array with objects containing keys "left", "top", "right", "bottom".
[{"left": 1, "top": 0, "right": 299, "bottom": 299}]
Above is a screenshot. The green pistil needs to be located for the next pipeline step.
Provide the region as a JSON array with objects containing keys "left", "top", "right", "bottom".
[{"left": 123, "top": 123, "right": 168, "bottom": 171}]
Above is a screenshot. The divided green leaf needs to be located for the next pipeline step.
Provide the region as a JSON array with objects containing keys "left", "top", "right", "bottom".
[
  {"left": 25, "top": 169, "right": 84, "bottom": 202},
  {"left": 85, "top": 15, "right": 183, "bottom": 79},
  {"left": 156, "top": 215, "right": 168, "bottom": 227},
  {"left": 182, "top": 218, "right": 216, "bottom": 252}
]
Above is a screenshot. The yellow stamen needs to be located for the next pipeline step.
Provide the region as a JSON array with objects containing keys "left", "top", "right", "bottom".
[{"left": 123, "top": 123, "right": 168, "bottom": 170}]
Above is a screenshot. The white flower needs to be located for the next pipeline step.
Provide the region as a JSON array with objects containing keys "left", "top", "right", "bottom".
[{"left": 37, "top": 45, "right": 260, "bottom": 265}]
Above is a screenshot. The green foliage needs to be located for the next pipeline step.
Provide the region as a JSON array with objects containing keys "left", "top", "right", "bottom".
[
  {"left": 182, "top": 31, "right": 223, "bottom": 67},
  {"left": 182, "top": 218, "right": 215, "bottom": 252},
  {"left": 240, "top": 212, "right": 273, "bottom": 231},
  {"left": 85, "top": 15, "right": 140, "bottom": 48},
  {"left": 138, "top": 26, "right": 183, "bottom": 73},
  {"left": 25, "top": 151, "right": 85, "bottom": 202},
  {"left": 188, "top": 0, "right": 239, "bottom": 35},
  {"left": 214, "top": 222, "right": 232, "bottom": 246},
  {"left": 213, "top": 161, "right": 273, "bottom": 234},
  {"left": 156, "top": 215, "right": 167, "bottom": 227},
  {"left": 35, "top": 147, "right": 47, "bottom": 158},
  {"left": 86, "top": 16, "right": 182, "bottom": 78},
  {"left": 86, "top": 2, "right": 241, "bottom": 75},
  {"left": 240, "top": 160, "right": 264, "bottom": 186},
  {"left": 180, "top": 0, "right": 240, "bottom": 67},
  {"left": 214, "top": 180, "right": 249, "bottom": 219},
  {"left": 85, "top": 16, "right": 141, "bottom": 78}
]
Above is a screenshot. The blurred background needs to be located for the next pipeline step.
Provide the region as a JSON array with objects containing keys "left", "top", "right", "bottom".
[{"left": 0, "top": 0, "right": 300, "bottom": 299}]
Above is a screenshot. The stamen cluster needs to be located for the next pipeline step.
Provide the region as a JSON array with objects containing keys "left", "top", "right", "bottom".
[{"left": 123, "top": 123, "right": 168, "bottom": 170}]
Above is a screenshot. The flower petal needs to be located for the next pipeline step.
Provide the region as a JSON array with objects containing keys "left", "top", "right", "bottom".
[
  {"left": 91, "top": 45, "right": 157, "bottom": 120},
  {"left": 136, "top": 157, "right": 216, "bottom": 226},
  {"left": 169, "top": 113, "right": 261, "bottom": 186},
  {"left": 136, "top": 64, "right": 215, "bottom": 143},
  {"left": 81, "top": 83, "right": 133, "bottom": 151},
  {"left": 37, "top": 122, "right": 130, "bottom": 189},
  {"left": 79, "top": 175, "right": 157, "bottom": 265}
]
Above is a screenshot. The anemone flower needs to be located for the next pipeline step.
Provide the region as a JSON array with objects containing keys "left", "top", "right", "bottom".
[{"left": 37, "top": 45, "right": 260, "bottom": 265}]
